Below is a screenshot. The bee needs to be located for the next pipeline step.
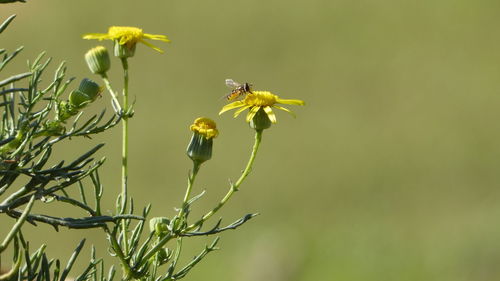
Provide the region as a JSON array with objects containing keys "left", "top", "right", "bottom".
[{"left": 223, "top": 79, "right": 253, "bottom": 101}]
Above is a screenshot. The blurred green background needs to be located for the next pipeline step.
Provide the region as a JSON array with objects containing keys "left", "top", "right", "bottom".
[{"left": 3, "top": 0, "right": 500, "bottom": 280}]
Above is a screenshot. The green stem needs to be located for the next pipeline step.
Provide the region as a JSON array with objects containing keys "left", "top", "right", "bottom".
[
  {"left": 103, "top": 226, "right": 134, "bottom": 281},
  {"left": 135, "top": 162, "right": 201, "bottom": 273},
  {"left": 0, "top": 196, "right": 34, "bottom": 253},
  {"left": 120, "top": 57, "right": 130, "bottom": 256},
  {"left": 136, "top": 233, "right": 173, "bottom": 270},
  {"left": 178, "top": 162, "right": 201, "bottom": 218},
  {"left": 166, "top": 237, "right": 183, "bottom": 278},
  {"left": 186, "top": 130, "right": 263, "bottom": 231},
  {"left": 101, "top": 74, "right": 122, "bottom": 113}
]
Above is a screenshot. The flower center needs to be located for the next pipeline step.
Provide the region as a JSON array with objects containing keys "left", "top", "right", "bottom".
[
  {"left": 108, "top": 26, "right": 144, "bottom": 44},
  {"left": 244, "top": 91, "right": 277, "bottom": 107}
]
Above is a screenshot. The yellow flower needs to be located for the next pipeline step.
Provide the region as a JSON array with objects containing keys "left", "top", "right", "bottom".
[
  {"left": 219, "top": 91, "right": 305, "bottom": 123},
  {"left": 188, "top": 118, "right": 218, "bottom": 163},
  {"left": 190, "top": 117, "right": 219, "bottom": 139},
  {"left": 83, "top": 26, "right": 170, "bottom": 53}
]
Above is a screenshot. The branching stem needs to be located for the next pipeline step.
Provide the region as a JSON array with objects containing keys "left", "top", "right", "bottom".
[{"left": 186, "top": 130, "right": 263, "bottom": 231}]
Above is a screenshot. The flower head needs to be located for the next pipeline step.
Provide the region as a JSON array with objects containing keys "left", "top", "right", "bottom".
[
  {"left": 187, "top": 118, "right": 218, "bottom": 164},
  {"left": 69, "top": 78, "right": 101, "bottom": 108},
  {"left": 83, "top": 26, "right": 170, "bottom": 55},
  {"left": 219, "top": 91, "right": 305, "bottom": 125},
  {"left": 189, "top": 117, "right": 219, "bottom": 139},
  {"left": 85, "top": 46, "right": 111, "bottom": 75}
]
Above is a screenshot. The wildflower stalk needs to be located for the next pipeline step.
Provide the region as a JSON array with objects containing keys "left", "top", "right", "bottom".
[
  {"left": 120, "top": 57, "right": 130, "bottom": 255},
  {"left": 186, "top": 129, "right": 263, "bottom": 231},
  {"left": 136, "top": 233, "right": 174, "bottom": 270},
  {"left": 101, "top": 74, "right": 122, "bottom": 113},
  {"left": 103, "top": 226, "right": 134, "bottom": 280},
  {"left": 178, "top": 162, "right": 201, "bottom": 218}
]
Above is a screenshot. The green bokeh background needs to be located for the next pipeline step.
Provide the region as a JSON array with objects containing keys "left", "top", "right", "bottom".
[{"left": 3, "top": 0, "right": 500, "bottom": 280}]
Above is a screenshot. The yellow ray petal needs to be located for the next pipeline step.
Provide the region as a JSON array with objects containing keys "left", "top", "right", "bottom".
[
  {"left": 273, "top": 105, "right": 296, "bottom": 117},
  {"left": 276, "top": 98, "right": 305, "bottom": 106},
  {"left": 246, "top": 106, "right": 261, "bottom": 122},
  {"left": 263, "top": 106, "right": 277, "bottom": 123},
  {"left": 233, "top": 105, "right": 252, "bottom": 118},
  {"left": 139, "top": 39, "right": 164, "bottom": 53},
  {"left": 219, "top": 101, "right": 246, "bottom": 115},
  {"left": 144, "top": 33, "right": 171, "bottom": 42},
  {"left": 83, "top": 33, "right": 110, "bottom": 40}
]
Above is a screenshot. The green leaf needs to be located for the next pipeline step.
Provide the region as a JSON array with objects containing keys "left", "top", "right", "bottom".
[{"left": 0, "top": 15, "right": 16, "bottom": 33}]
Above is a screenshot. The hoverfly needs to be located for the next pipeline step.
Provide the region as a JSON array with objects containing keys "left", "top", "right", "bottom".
[{"left": 223, "top": 79, "right": 253, "bottom": 101}]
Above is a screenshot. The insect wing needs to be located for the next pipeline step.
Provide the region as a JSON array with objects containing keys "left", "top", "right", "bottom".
[{"left": 225, "top": 79, "right": 241, "bottom": 88}]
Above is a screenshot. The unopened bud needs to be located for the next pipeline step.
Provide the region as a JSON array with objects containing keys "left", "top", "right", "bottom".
[
  {"left": 186, "top": 118, "right": 218, "bottom": 164},
  {"left": 69, "top": 79, "right": 101, "bottom": 108},
  {"left": 85, "top": 46, "right": 110, "bottom": 75},
  {"left": 149, "top": 217, "right": 170, "bottom": 237}
]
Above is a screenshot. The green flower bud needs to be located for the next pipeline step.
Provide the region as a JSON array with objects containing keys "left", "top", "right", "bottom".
[
  {"left": 149, "top": 217, "right": 170, "bottom": 237},
  {"left": 114, "top": 40, "right": 136, "bottom": 58},
  {"left": 249, "top": 107, "right": 272, "bottom": 131},
  {"left": 187, "top": 133, "right": 213, "bottom": 164},
  {"left": 186, "top": 118, "right": 218, "bottom": 164},
  {"left": 78, "top": 78, "right": 101, "bottom": 101},
  {"left": 68, "top": 90, "right": 91, "bottom": 108},
  {"left": 68, "top": 79, "right": 101, "bottom": 108},
  {"left": 85, "top": 46, "right": 111, "bottom": 75}
]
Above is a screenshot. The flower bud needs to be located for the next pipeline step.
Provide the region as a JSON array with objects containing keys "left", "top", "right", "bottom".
[
  {"left": 85, "top": 46, "right": 111, "bottom": 75},
  {"left": 78, "top": 78, "right": 101, "bottom": 101},
  {"left": 149, "top": 217, "right": 170, "bottom": 237},
  {"left": 69, "top": 79, "right": 101, "bottom": 108},
  {"left": 68, "top": 90, "right": 90, "bottom": 108},
  {"left": 114, "top": 40, "right": 136, "bottom": 58},
  {"left": 186, "top": 118, "right": 218, "bottom": 164},
  {"left": 249, "top": 108, "right": 272, "bottom": 131}
]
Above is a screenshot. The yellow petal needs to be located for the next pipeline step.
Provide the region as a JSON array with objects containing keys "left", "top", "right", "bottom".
[
  {"left": 276, "top": 98, "right": 305, "bottom": 106},
  {"left": 139, "top": 39, "right": 164, "bottom": 53},
  {"left": 263, "top": 106, "right": 277, "bottom": 123},
  {"left": 233, "top": 105, "right": 252, "bottom": 118},
  {"left": 246, "top": 106, "right": 260, "bottom": 122},
  {"left": 144, "top": 33, "right": 171, "bottom": 42},
  {"left": 82, "top": 33, "right": 111, "bottom": 40},
  {"left": 119, "top": 36, "right": 130, "bottom": 45},
  {"left": 219, "top": 101, "right": 245, "bottom": 115},
  {"left": 273, "top": 105, "right": 296, "bottom": 117}
]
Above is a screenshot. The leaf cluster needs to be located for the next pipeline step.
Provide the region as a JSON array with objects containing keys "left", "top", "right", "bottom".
[{"left": 0, "top": 15, "right": 127, "bottom": 281}]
